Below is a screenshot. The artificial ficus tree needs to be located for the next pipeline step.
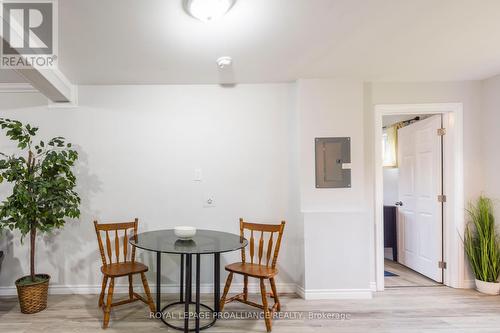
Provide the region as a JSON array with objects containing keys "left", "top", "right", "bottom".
[{"left": 0, "top": 118, "right": 80, "bottom": 282}]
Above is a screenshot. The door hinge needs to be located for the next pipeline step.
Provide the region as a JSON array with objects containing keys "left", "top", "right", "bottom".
[
  {"left": 437, "top": 128, "right": 446, "bottom": 136},
  {"left": 438, "top": 195, "right": 447, "bottom": 203},
  {"left": 438, "top": 261, "right": 447, "bottom": 269}
]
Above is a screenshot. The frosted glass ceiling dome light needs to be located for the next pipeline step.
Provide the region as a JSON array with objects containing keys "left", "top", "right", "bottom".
[{"left": 185, "top": 0, "right": 236, "bottom": 22}]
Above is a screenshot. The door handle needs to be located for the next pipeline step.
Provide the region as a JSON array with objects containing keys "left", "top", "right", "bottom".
[{"left": 395, "top": 201, "right": 403, "bottom": 206}]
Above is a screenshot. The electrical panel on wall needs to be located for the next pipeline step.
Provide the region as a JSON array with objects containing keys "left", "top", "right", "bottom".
[{"left": 315, "top": 137, "right": 351, "bottom": 188}]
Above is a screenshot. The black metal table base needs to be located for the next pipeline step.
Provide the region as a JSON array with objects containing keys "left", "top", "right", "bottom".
[
  {"left": 156, "top": 252, "right": 221, "bottom": 333},
  {"left": 160, "top": 301, "right": 217, "bottom": 331}
]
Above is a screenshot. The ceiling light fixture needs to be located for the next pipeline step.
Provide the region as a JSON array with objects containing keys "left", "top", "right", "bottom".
[{"left": 185, "top": 0, "right": 237, "bottom": 22}]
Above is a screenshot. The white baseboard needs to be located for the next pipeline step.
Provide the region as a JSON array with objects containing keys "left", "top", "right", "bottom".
[
  {"left": 369, "top": 282, "right": 377, "bottom": 291},
  {"left": 0, "top": 282, "right": 373, "bottom": 300},
  {"left": 295, "top": 285, "right": 305, "bottom": 299},
  {"left": 0, "top": 282, "right": 297, "bottom": 297},
  {"left": 462, "top": 279, "right": 476, "bottom": 289},
  {"left": 296, "top": 285, "right": 372, "bottom": 300}
]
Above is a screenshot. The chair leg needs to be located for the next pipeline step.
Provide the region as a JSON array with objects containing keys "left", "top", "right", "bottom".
[
  {"left": 219, "top": 272, "right": 233, "bottom": 312},
  {"left": 103, "top": 277, "right": 114, "bottom": 329},
  {"left": 269, "top": 278, "right": 280, "bottom": 312},
  {"left": 243, "top": 275, "right": 248, "bottom": 301},
  {"left": 98, "top": 275, "right": 108, "bottom": 307},
  {"left": 260, "top": 278, "right": 272, "bottom": 332},
  {"left": 141, "top": 272, "right": 156, "bottom": 313},
  {"left": 128, "top": 275, "right": 134, "bottom": 300}
]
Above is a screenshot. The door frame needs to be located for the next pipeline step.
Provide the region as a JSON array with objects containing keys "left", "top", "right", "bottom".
[{"left": 374, "top": 103, "right": 464, "bottom": 291}]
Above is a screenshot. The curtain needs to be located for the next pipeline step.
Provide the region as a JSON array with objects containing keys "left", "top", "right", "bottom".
[{"left": 383, "top": 125, "right": 398, "bottom": 167}]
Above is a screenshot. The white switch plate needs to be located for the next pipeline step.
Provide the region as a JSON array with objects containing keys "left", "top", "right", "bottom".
[
  {"left": 194, "top": 168, "right": 202, "bottom": 181},
  {"left": 341, "top": 163, "right": 352, "bottom": 170},
  {"left": 204, "top": 196, "right": 216, "bottom": 208}
]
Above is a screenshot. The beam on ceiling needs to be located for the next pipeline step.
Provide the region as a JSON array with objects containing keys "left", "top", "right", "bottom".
[
  {"left": 13, "top": 66, "right": 76, "bottom": 103},
  {"left": 0, "top": 7, "right": 76, "bottom": 104}
]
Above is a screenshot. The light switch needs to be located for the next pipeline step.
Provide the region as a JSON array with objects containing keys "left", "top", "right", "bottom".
[{"left": 194, "top": 168, "right": 202, "bottom": 181}]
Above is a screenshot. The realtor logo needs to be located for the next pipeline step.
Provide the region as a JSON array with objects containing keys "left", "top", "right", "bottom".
[{"left": 1, "top": 0, "right": 57, "bottom": 68}]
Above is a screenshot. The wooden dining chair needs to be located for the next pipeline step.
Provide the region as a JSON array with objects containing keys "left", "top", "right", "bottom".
[
  {"left": 93, "top": 219, "right": 155, "bottom": 329},
  {"left": 220, "top": 218, "right": 286, "bottom": 332}
]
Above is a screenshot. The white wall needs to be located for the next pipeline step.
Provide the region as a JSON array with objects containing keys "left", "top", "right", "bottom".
[
  {"left": 297, "top": 80, "right": 366, "bottom": 212},
  {"left": 481, "top": 75, "right": 500, "bottom": 204},
  {"left": 366, "top": 81, "right": 483, "bottom": 286},
  {"left": 0, "top": 78, "right": 493, "bottom": 297},
  {"left": 383, "top": 168, "right": 399, "bottom": 206},
  {"left": 0, "top": 84, "right": 301, "bottom": 293},
  {"left": 368, "top": 81, "right": 483, "bottom": 203},
  {"left": 296, "top": 79, "right": 372, "bottom": 298},
  {"left": 0, "top": 79, "right": 375, "bottom": 299}
]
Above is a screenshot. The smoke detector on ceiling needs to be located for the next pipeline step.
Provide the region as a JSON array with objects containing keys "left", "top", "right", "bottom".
[{"left": 216, "top": 56, "right": 232, "bottom": 69}]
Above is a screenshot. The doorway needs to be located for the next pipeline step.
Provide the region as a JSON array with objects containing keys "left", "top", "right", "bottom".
[
  {"left": 382, "top": 114, "right": 444, "bottom": 287},
  {"left": 373, "top": 103, "right": 465, "bottom": 291}
]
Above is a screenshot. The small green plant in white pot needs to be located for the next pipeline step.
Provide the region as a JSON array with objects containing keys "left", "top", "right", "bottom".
[{"left": 464, "top": 196, "right": 500, "bottom": 295}]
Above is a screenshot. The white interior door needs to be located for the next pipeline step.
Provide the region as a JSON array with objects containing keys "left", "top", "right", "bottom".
[{"left": 397, "top": 115, "right": 443, "bottom": 282}]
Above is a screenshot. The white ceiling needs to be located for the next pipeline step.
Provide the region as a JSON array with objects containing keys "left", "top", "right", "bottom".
[
  {"left": 51, "top": 0, "right": 500, "bottom": 84},
  {"left": 0, "top": 69, "right": 26, "bottom": 83}
]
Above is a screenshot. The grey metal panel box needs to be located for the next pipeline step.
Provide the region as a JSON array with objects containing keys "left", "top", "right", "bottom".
[{"left": 315, "top": 137, "right": 351, "bottom": 188}]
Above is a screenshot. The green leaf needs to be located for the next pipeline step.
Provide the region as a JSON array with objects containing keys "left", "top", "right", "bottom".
[
  {"left": 0, "top": 118, "right": 81, "bottom": 251},
  {"left": 464, "top": 196, "right": 500, "bottom": 282}
]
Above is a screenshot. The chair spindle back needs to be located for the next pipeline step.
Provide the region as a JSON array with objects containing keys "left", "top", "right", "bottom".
[
  {"left": 239, "top": 218, "right": 285, "bottom": 268},
  {"left": 94, "top": 219, "right": 138, "bottom": 266}
]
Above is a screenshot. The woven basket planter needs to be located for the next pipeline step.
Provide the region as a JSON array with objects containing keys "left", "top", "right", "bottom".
[{"left": 15, "top": 274, "right": 50, "bottom": 314}]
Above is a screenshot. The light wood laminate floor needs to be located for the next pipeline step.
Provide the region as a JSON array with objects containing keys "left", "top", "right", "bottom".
[
  {"left": 385, "top": 259, "right": 442, "bottom": 287},
  {"left": 2, "top": 287, "right": 500, "bottom": 332}
]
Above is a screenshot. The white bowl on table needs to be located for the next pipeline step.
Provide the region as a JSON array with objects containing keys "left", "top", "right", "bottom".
[{"left": 174, "top": 226, "right": 197, "bottom": 240}]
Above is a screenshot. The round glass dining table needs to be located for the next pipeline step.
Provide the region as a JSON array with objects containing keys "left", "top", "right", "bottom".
[{"left": 130, "top": 229, "right": 247, "bottom": 333}]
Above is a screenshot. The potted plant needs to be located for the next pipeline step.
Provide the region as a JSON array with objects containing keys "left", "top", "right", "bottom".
[
  {"left": 0, "top": 118, "right": 80, "bottom": 313},
  {"left": 464, "top": 196, "right": 500, "bottom": 295}
]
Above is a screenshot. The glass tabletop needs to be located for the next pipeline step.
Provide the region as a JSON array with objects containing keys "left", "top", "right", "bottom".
[{"left": 130, "top": 229, "right": 248, "bottom": 254}]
